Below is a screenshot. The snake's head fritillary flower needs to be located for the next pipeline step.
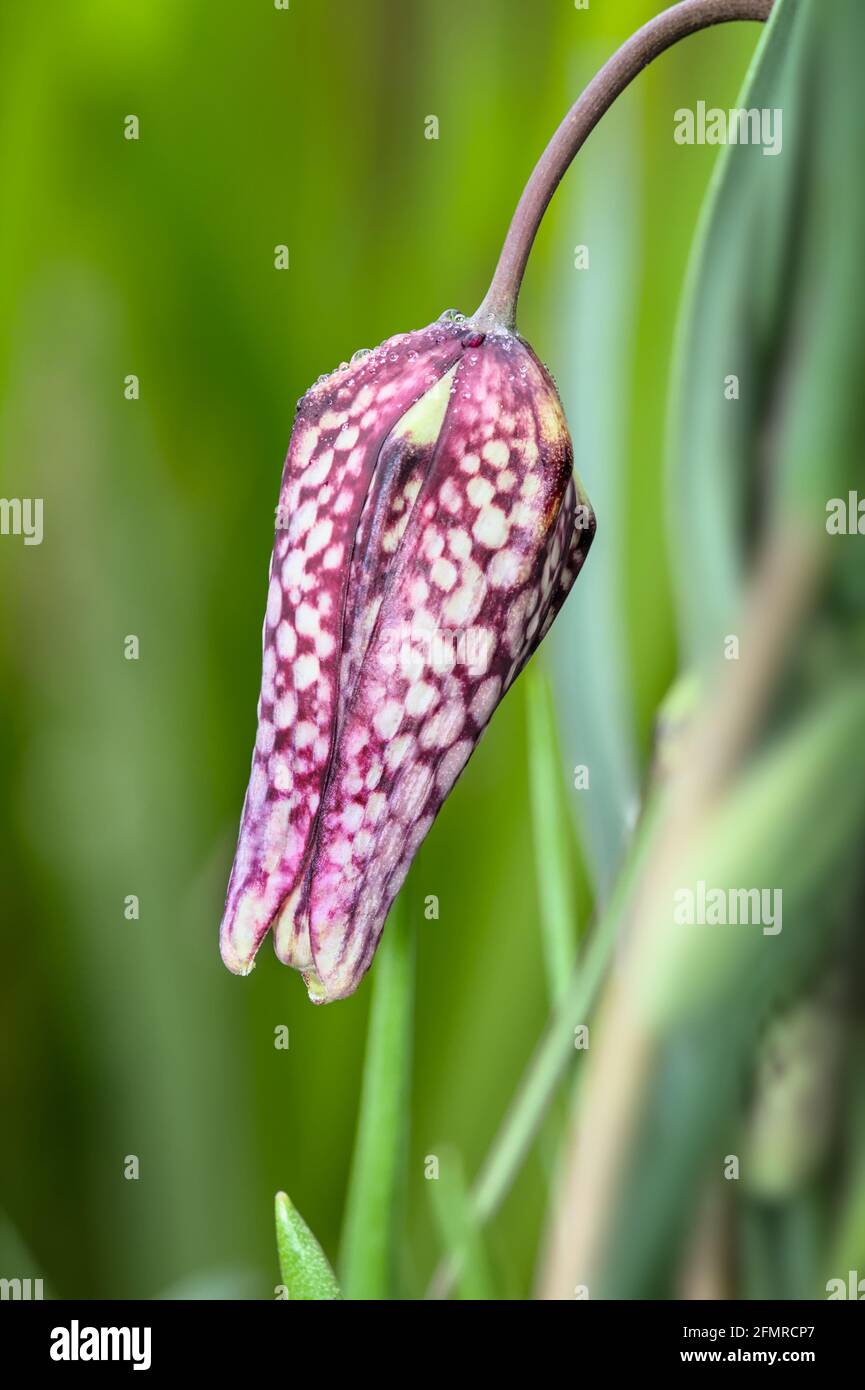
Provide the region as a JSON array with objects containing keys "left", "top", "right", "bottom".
[{"left": 220, "top": 312, "right": 595, "bottom": 1002}]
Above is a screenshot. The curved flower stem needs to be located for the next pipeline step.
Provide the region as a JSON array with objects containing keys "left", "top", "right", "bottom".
[{"left": 472, "top": 0, "right": 774, "bottom": 331}]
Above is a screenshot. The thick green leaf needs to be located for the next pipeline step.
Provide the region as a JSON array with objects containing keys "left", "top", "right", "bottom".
[
  {"left": 596, "top": 679, "right": 865, "bottom": 1297},
  {"left": 774, "top": 0, "right": 865, "bottom": 511},
  {"left": 668, "top": 0, "right": 814, "bottom": 659}
]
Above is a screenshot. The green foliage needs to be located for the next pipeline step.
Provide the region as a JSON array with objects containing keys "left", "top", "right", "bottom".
[
  {"left": 525, "top": 668, "right": 578, "bottom": 1006},
  {"left": 275, "top": 1192, "right": 342, "bottom": 1301},
  {"left": 339, "top": 894, "right": 414, "bottom": 1299}
]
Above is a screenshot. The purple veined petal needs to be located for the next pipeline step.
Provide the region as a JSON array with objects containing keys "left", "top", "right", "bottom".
[
  {"left": 512, "top": 474, "right": 596, "bottom": 669},
  {"left": 272, "top": 365, "right": 459, "bottom": 977},
  {"left": 300, "top": 332, "right": 595, "bottom": 1001},
  {"left": 220, "top": 316, "right": 595, "bottom": 1002},
  {"left": 219, "top": 323, "right": 472, "bottom": 976},
  {"left": 337, "top": 365, "right": 460, "bottom": 728}
]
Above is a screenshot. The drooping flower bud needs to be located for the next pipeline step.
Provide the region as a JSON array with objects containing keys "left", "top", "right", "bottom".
[{"left": 220, "top": 313, "right": 595, "bottom": 1001}]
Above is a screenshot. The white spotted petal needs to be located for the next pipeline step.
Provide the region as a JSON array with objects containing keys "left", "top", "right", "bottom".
[{"left": 220, "top": 319, "right": 595, "bottom": 1001}]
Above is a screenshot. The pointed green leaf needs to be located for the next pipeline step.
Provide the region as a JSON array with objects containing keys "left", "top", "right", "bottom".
[
  {"left": 668, "top": 0, "right": 813, "bottom": 659},
  {"left": 275, "top": 1191, "right": 342, "bottom": 1300}
]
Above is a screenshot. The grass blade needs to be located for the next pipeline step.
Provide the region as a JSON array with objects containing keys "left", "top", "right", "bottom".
[
  {"left": 339, "top": 891, "right": 415, "bottom": 1299},
  {"left": 525, "top": 667, "right": 578, "bottom": 1007},
  {"left": 428, "top": 1147, "right": 497, "bottom": 1301}
]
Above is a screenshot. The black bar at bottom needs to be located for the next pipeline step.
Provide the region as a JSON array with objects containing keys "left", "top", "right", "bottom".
[{"left": 2, "top": 1297, "right": 860, "bottom": 1373}]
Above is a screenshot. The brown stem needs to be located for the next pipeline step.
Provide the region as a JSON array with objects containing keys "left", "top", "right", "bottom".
[{"left": 473, "top": 0, "right": 774, "bottom": 331}]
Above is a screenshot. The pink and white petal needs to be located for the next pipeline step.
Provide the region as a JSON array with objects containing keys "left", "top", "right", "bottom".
[
  {"left": 220, "top": 324, "right": 470, "bottom": 975},
  {"left": 303, "top": 334, "right": 584, "bottom": 1000}
]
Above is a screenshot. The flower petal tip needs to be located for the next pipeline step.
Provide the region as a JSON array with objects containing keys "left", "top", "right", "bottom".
[{"left": 219, "top": 933, "right": 257, "bottom": 977}]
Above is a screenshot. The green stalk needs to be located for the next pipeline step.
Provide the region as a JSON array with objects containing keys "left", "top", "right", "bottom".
[
  {"left": 526, "top": 668, "right": 578, "bottom": 1007},
  {"left": 339, "top": 890, "right": 415, "bottom": 1299}
]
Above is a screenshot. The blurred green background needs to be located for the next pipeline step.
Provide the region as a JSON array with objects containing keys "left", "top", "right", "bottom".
[{"left": 2, "top": 0, "right": 862, "bottom": 1300}]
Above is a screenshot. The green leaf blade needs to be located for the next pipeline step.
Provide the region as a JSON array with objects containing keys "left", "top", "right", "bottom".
[
  {"left": 275, "top": 1192, "right": 343, "bottom": 1301},
  {"left": 339, "top": 891, "right": 415, "bottom": 1299}
]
